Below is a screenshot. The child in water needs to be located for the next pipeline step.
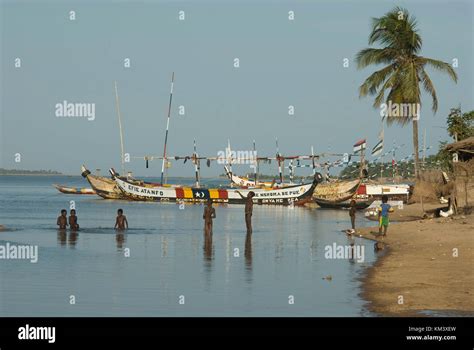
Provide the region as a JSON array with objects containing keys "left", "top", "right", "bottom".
[
  {"left": 69, "top": 209, "right": 79, "bottom": 230},
  {"left": 378, "top": 195, "right": 394, "bottom": 236},
  {"left": 203, "top": 199, "right": 216, "bottom": 234},
  {"left": 57, "top": 209, "right": 68, "bottom": 229},
  {"left": 115, "top": 209, "right": 128, "bottom": 230}
]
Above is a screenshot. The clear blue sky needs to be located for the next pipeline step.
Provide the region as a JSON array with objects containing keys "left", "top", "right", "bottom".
[{"left": 1, "top": 0, "right": 472, "bottom": 176}]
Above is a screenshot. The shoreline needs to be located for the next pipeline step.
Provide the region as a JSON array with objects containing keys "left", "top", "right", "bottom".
[{"left": 357, "top": 209, "right": 474, "bottom": 316}]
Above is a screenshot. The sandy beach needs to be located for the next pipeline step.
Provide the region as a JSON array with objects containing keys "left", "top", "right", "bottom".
[{"left": 357, "top": 204, "right": 474, "bottom": 316}]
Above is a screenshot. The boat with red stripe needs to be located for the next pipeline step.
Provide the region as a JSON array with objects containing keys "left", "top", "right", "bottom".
[{"left": 110, "top": 168, "right": 322, "bottom": 205}]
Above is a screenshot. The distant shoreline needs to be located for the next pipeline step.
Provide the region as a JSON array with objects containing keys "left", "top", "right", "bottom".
[
  {"left": 0, "top": 168, "right": 63, "bottom": 176},
  {"left": 0, "top": 173, "right": 228, "bottom": 179},
  {"left": 0, "top": 174, "right": 66, "bottom": 177}
]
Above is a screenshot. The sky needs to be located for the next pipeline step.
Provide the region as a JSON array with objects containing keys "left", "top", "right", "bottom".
[{"left": 1, "top": 0, "right": 473, "bottom": 177}]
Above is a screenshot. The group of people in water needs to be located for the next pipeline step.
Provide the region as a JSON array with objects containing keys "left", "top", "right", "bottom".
[
  {"left": 56, "top": 208, "right": 129, "bottom": 230},
  {"left": 56, "top": 191, "right": 256, "bottom": 235},
  {"left": 203, "top": 191, "right": 255, "bottom": 235}
]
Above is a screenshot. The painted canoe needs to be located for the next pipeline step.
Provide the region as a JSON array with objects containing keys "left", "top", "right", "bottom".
[
  {"left": 81, "top": 165, "right": 181, "bottom": 200},
  {"left": 111, "top": 168, "right": 322, "bottom": 205},
  {"left": 53, "top": 184, "right": 96, "bottom": 195},
  {"left": 81, "top": 165, "right": 124, "bottom": 199}
]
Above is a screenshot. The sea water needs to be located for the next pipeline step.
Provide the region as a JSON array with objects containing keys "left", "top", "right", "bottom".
[{"left": 0, "top": 175, "right": 377, "bottom": 316}]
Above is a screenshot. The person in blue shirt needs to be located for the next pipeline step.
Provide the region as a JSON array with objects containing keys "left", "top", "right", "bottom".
[{"left": 378, "top": 195, "right": 394, "bottom": 236}]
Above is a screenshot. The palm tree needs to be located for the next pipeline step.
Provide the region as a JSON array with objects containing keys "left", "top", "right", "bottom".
[{"left": 356, "top": 7, "right": 457, "bottom": 178}]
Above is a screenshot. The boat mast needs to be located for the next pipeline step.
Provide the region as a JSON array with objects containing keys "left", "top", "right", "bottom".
[
  {"left": 253, "top": 140, "right": 258, "bottom": 184},
  {"left": 227, "top": 139, "right": 233, "bottom": 180},
  {"left": 276, "top": 137, "right": 283, "bottom": 183},
  {"left": 114, "top": 81, "right": 125, "bottom": 175},
  {"left": 311, "top": 146, "right": 316, "bottom": 176},
  {"left": 161, "top": 72, "right": 175, "bottom": 185},
  {"left": 289, "top": 159, "right": 294, "bottom": 183},
  {"left": 193, "top": 139, "right": 200, "bottom": 188},
  {"left": 359, "top": 139, "right": 366, "bottom": 179}
]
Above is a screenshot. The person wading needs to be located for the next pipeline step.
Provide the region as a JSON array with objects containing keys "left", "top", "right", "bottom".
[{"left": 244, "top": 192, "right": 255, "bottom": 234}]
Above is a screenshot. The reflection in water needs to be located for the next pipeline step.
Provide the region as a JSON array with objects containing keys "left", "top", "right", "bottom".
[
  {"left": 58, "top": 230, "right": 79, "bottom": 248},
  {"left": 203, "top": 231, "right": 213, "bottom": 261},
  {"left": 244, "top": 233, "right": 252, "bottom": 269},
  {"left": 57, "top": 230, "right": 67, "bottom": 246},
  {"left": 115, "top": 231, "right": 126, "bottom": 250},
  {"left": 161, "top": 236, "right": 168, "bottom": 257},
  {"left": 68, "top": 231, "right": 78, "bottom": 247},
  {"left": 203, "top": 230, "right": 214, "bottom": 292},
  {"left": 348, "top": 236, "right": 356, "bottom": 265},
  {"left": 244, "top": 232, "right": 253, "bottom": 284}
]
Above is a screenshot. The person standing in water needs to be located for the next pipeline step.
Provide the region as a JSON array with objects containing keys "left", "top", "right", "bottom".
[
  {"left": 115, "top": 209, "right": 128, "bottom": 230},
  {"left": 203, "top": 199, "right": 216, "bottom": 234},
  {"left": 349, "top": 199, "right": 356, "bottom": 233},
  {"left": 69, "top": 209, "right": 79, "bottom": 230},
  {"left": 245, "top": 191, "right": 255, "bottom": 234},
  {"left": 57, "top": 209, "right": 68, "bottom": 229}
]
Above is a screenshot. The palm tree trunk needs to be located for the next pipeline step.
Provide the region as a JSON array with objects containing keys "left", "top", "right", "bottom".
[{"left": 412, "top": 118, "right": 420, "bottom": 178}]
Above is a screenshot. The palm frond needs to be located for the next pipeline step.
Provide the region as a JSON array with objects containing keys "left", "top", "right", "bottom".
[
  {"left": 355, "top": 48, "right": 398, "bottom": 69},
  {"left": 420, "top": 57, "right": 458, "bottom": 83},
  {"left": 358, "top": 64, "right": 396, "bottom": 97},
  {"left": 419, "top": 68, "right": 438, "bottom": 112}
]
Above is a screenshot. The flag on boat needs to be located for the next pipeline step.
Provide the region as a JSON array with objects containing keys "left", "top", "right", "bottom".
[
  {"left": 371, "top": 139, "right": 383, "bottom": 156},
  {"left": 353, "top": 139, "right": 366, "bottom": 153},
  {"left": 371, "top": 128, "right": 384, "bottom": 157}
]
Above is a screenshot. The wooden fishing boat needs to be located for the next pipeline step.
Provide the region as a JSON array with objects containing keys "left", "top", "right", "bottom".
[
  {"left": 313, "top": 179, "right": 360, "bottom": 202},
  {"left": 53, "top": 184, "right": 96, "bottom": 195},
  {"left": 81, "top": 165, "right": 124, "bottom": 199},
  {"left": 314, "top": 184, "right": 373, "bottom": 209},
  {"left": 110, "top": 168, "right": 322, "bottom": 205},
  {"left": 315, "top": 198, "right": 373, "bottom": 209}
]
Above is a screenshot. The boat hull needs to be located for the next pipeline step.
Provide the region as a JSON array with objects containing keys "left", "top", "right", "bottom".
[
  {"left": 81, "top": 166, "right": 124, "bottom": 199},
  {"left": 111, "top": 169, "right": 322, "bottom": 205},
  {"left": 53, "top": 184, "right": 96, "bottom": 195},
  {"left": 314, "top": 198, "right": 373, "bottom": 209}
]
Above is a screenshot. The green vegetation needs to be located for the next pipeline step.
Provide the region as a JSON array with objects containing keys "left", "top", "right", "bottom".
[
  {"left": 446, "top": 107, "right": 474, "bottom": 141},
  {"left": 339, "top": 154, "right": 447, "bottom": 180},
  {"left": 356, "top": 7, "right": 457, "bottom": 178}
]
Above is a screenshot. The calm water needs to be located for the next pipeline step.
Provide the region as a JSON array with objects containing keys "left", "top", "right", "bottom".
[{"left": 0, "top": 175, "right": 377, "bottom": 316}]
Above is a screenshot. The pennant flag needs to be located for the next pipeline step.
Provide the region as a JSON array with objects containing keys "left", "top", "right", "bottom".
[
  {"left": 371, "top": 139, "right": 383, "bottom": 157},
  {"left": 371, "top": 127, "right": 384, "bottom": 157},
  {"left": 353, "top": 139, "right": 367, "bottom": 153}
]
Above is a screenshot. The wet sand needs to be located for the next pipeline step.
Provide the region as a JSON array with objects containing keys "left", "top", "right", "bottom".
[{"left": 357, "top": 209, "right": 474, "bottom": 316}]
